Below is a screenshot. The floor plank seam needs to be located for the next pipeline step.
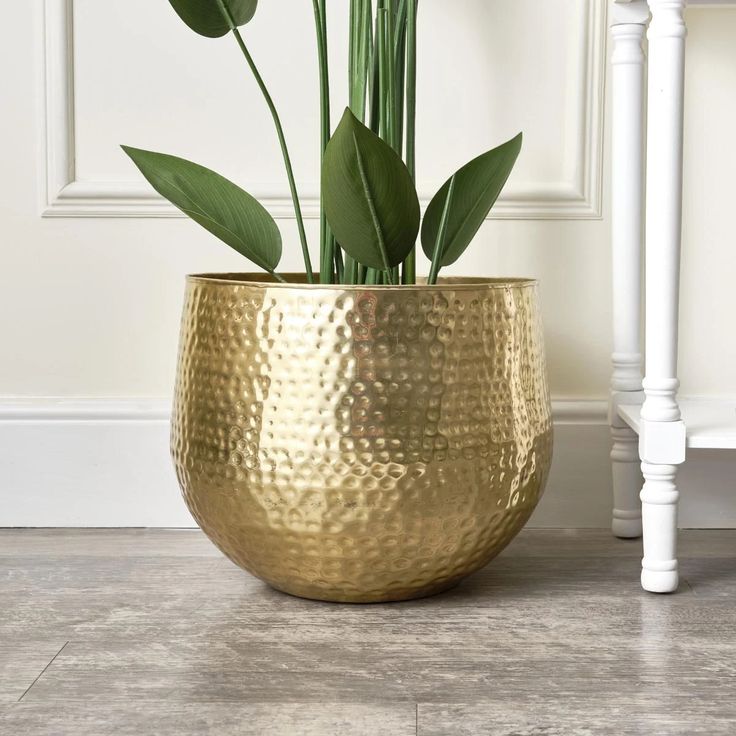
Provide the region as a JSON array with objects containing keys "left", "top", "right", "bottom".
[
  {"left": 17, "top": 641, "right": 69, "bottom": 702},
  {"left": 415, "top": 703, "right": 418, "bottom": 736}
]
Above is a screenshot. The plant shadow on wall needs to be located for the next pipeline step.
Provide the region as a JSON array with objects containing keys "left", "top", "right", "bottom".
[
  {"left": 121, "top": 0, "right": 522, "bottom": 285},
  {"left": 121, "top": 0, "right": 552, "bottom": 605}
]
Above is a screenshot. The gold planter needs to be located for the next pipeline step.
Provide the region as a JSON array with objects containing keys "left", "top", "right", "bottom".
[{"left": 171, "top": 274, "right": 552, "bottom": 602}]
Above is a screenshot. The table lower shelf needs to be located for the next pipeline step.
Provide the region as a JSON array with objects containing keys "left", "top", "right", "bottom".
[{"left": 618, "top": 398, "right": 736, "bottom": 450}]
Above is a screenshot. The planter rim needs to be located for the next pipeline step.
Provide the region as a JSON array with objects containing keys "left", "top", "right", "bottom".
[{"left": 187, "top": 273, "right": 538, "bottom": 290}]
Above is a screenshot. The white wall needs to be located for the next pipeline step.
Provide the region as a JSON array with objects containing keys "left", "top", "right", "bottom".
[{"left": 1, "top": 1, "right": 734, "bottom": 527}]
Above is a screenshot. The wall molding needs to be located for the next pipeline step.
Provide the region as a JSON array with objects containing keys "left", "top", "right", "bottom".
[
  {"left": 0, "top": 397, "right": 608, "bottom": 424},
  {"left": 40, "top": 0, "right": 606, "bottom": 220},
  {"left": 4, "top": 396, "right": 736, "bottom": 528},
  {"left": 1, "top": 397, "right": 609, "bottom": 529},
  {"left": 0, "top": 397, "right": 171, "bottom": 422}
]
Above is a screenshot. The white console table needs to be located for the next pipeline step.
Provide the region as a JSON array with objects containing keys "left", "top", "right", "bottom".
[{"left": 609, "top": 0, "right": 736, "bottom": 592}]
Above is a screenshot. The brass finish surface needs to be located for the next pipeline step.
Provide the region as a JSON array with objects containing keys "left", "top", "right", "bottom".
[{"left": 171, "top": 274, "right": 552, "bottom": 602}]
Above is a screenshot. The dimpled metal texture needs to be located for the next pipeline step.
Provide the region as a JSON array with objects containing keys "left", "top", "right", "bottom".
[{"left": 171, "top": 274, "right": 552, "bottom": 603}]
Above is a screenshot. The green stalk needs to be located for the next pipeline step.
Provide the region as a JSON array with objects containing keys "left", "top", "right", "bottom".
[
  {"left": 323, "top": 7, "right": 342, "bottom": 281},
  {"left": 369, "top": 1, "right": 383, "bottom": 134},
  {"left": 404, "top": 0, "right": 417, "bottom": 180},
  {"left": 376, "top": 2, "right": 399, "bottom": 152},
  {"left": 334, "top": 246, "right": 344, "bottom": 282},
  {"left": 384, "top": 3, "right": 398, "bottom": 152},
  {"left": 345, "top": 258, "right": 360, "bottom": 285},
  {"left": 401, "top": 0, "right": 418, "bottom": 284},
  {"left": 312, "top": 0, "right": 335, "bottom": 283},
  {"left": 393, "top": 0, "right": 407, "bottom": 156},
  {"left": 349, "top": 0, "right": 357, "bottom": 93},
  {"left": 359, "top": 1, "right": 373, "bottom": 118},
  {"left": 428, "top": 175, "right": 455, "bottom": 285},
  {"left": 350, "top": 0, "right": 373, "bottom": 122},
  {"left": 342, "top": 254, "right": 356, "bottom": 285},
  {"left": 345, "top": 0, "right": 369, "bottom": 285},
  {"left": 345, "top": 0, "right": 370, "bottom": 285},
  {"left": 377, "top": 9, "right": 388, "bottom": 142},
  {"left": 217, "top": 6, "right": 313, "bottom": 281}
]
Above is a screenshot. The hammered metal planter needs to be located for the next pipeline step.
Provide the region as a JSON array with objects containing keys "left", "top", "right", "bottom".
[{"left": 171, "top": 274, "right": 552, "bottom": 602}]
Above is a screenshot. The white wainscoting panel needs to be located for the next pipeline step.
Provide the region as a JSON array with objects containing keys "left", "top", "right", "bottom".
[{"left": 41, "top": 0, "right": 605, "bottom": 219}]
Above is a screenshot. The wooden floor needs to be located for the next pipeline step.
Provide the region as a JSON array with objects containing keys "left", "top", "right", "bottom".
[{"left": 1, "top": 530, "right": 735, "bottom": 735}]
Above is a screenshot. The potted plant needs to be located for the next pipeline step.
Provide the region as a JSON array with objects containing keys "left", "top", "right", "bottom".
[{"left": 124, "top": 0, "right": 552, "bottom": 602}]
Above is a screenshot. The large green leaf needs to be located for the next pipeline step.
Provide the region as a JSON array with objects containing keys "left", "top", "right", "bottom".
[
  {"left": 421, "top": 133, "right": 522, "bottom": 267},
  {"left": 122, "top": 146, "right": 281, "bottom": 273},
  {"left": 168, "top": 0, "right": 258, "bottom": 38},
  {"left": 322, "top": 108, "right": 420, "bottom": 275}
]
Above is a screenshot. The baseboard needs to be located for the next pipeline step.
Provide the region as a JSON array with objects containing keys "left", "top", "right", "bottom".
[
  {"left": 1, "top": 398, "right": 734, "bottom": 528},
  {"left": 0, "top": 398, "right": 192, "bottom": 528}
]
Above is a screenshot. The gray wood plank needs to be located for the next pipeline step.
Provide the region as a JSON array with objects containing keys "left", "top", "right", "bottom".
[
  {"left": 0, "top": 553, "right": 656, "bottom": 598},
  {"left": 2, "top": 528, "right": 734, "bottom": 558},
  {"left": 3, "top": 553, "right": 707, "bottom": 643},
  {"left": 18, "top": 626, "right": 736, "bottom": 704},
  {"left": 0, "top": 529, "right": 219, "bottom": 557},
  {"left": 0, "top": 702, "right": 415, "bottom": 736},
  {"left": 680, "top": 557, "right": 736, "bottom": 596},
  {"left": 417, "top": 702, "right": 736, "bottom": 736},
  {"left": 0, "top": 641, "right": 67, "bottom": 704},
  {"left": 4, "top": 572, "right": 736, "bottom": 644},
  {"left": 1, "top": 528, "right": 734, "bottom": 736}
]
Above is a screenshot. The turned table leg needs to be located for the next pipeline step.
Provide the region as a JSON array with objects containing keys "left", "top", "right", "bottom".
[
  {"left": 640, "top": 0, "right": 688, "bottom": 593},
  {"left": 609, "top": 1, "right": 648, "bottom": 539}
]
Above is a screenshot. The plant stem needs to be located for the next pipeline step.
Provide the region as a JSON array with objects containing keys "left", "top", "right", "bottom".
[
  {"left": 344, "top": 256, "right": 359, "bottom": 285},
  {"left": 346, "top": 0, "right": 371, "bottom": 286},
  {"left": 359, "top": 1, "right": 373, "bottom": 120},
  {"left": 268, "top": 270, "right": 288, "bottom": 283},
  {"left": 377, "top": 9, "right": 388, "bottom": 142},
  {"left": 349, "top": 0, "right": 357, "bottom": 95},
  {"left": 401, "top": 0, "right": 418, "bottom": 284},
  {"left": 352, "top": 0, "right": 376, "bottom": 284},
  {"left": 375, "top": 2, "right": 399, "bottom": 153},
  {"left": 404, "top": 0, "right": 417, "bottom": 181},
  {"left": 384, "top": 3, "right": 398, "bottom": 152},
  {"left": 227, "top": 27, "right": 314, "bottom": 282},
  {"left": 312, "top": 0, "right": 335, "bottom": 284},
  {"left": 369, "top": 1, "right": 382, "bottom": 134},
  {"left": 350, "top": 0, "right": 373, "bottom": 122},
  {"left": 334, "top": 245, "right": 344, "bottom": 282},
  {"left": 428, "top": 174, "right": 455, "bottom": 285},
  {"left": 393, "top": 0, "right": 407, "bottom": 156}
]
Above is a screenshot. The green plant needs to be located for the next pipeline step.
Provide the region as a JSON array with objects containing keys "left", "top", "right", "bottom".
[{"left": 123, "top": 0, "right": 521, "bottom": 285}]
